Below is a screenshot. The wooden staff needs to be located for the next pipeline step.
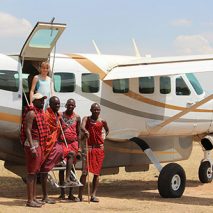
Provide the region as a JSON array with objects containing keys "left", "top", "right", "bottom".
[
  {"left": 58, "top": 119, "right": 68, "bottom": 148},
  {"left": 85, "top": 137, "right": 91, "bottom": 203}
]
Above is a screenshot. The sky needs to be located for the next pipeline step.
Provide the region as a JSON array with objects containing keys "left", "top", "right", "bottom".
[{"left": 1, "top": 0, "right": 213, "bottom": 91}]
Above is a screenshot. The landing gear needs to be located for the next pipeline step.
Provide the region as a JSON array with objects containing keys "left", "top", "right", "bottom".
[
  {"left": 199, "top": 135, "right": 213, "bottom": 183},
  {"left": 198, "top": 161, "right": 213, "bottom": 183},
  {"left": 130, "top": 137, "right": 186, "bottom": 198},
  {"left": 158, "top": 163, "right": 186, "bottom": 198}
]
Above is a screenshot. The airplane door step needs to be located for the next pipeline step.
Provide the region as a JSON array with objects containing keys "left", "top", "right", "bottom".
[{"left": 48, "top": 166, "right": 83, "bottom": 188}]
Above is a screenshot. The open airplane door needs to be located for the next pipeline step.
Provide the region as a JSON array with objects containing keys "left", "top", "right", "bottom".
[
  {"left": 19, "top": 21, "right": 66, "bottom": 107},
  {"left": 0, "top": 21, "right": 67, "bottom": 176},
  {"left": 20, "top": 21, "right": 66, "bottom": 60}
]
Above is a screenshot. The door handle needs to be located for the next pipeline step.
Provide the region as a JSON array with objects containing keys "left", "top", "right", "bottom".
[{"left": 187, "top": 101, "right": 196, "bottom": 107}]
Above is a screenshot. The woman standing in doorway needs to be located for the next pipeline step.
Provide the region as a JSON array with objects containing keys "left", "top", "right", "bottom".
[{"left": 30, "top": 61, "right": 54, "bottom": 109}]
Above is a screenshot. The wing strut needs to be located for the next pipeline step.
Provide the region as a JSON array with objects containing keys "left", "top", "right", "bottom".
[{"left": 132, "top": 38, "right": 141, "bottom": 57}]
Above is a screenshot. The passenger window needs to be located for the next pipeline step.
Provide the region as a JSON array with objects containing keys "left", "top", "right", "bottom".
[
  {"left": 82, "top": 73, "right": 100, "bottom": 93},
  {"left": 0, "top": 70, "right": 19, "bottom": 92},
  {"left": 113, "top": 79, "right": 129, "bottom": 93},
  {"left": 160, "top": 76, "right": 171, "bottom": 94},
  {"left": 54, "top": 72, "right": 75, "bottom": 92},
  {"left": 139, "top": 77, "right": 154, "bottom": 94},
  {"left": 176, "top": 77, "right": 190, "bottom": 96}
]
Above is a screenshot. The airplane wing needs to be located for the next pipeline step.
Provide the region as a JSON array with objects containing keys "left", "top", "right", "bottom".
[{"left": 104, "top": 56, "right": 213, "bottom": 80}]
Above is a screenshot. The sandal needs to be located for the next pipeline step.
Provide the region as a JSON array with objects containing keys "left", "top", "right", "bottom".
[
  {"left": 26, "top": 200, "right": 42, "bottom": 208},
  {"left": 90, "top": 196, "right": 99, "bottom": 202},
  {"left": 78, "top": 196, "right": 83, "bottom": 202},
  {"left": 64, "top": 180, "right": 79, "bottom": 187},
  {"left": 42, "top": 198, "right": 56, "bottom": 204},
  {"left": 34, "top": 199, "right": 45, "bottom": 205},
  {"left": 58, "top": 194, "right": 66, "bottom": 200},
  {"left": 68, "top": 195, "right": 80, "bottom": 202}
]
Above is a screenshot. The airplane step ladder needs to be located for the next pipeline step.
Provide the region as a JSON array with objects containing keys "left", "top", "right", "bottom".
[{"left": 47, "top": 166, "right": 83, "bottom": 188}]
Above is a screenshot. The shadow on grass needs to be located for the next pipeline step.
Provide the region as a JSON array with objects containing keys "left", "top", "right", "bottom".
[
  {"left": 98, "top": 179, "right": 213, "bottom": 206},
  {"left": 0, "top": 176, "right": 212, "bottom": 207}
]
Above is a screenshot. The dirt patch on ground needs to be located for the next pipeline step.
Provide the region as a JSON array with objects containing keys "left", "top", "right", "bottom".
[{"left": 0, "top": 143, "right": 212, "bottom": 213}]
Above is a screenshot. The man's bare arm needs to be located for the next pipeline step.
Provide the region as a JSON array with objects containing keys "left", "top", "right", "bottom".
[
  {"left": 25, "top": 111, "right": 35, "bottom": 148},
  {"left": 103, "top": 120, "right": 109, "bottom": 136}
]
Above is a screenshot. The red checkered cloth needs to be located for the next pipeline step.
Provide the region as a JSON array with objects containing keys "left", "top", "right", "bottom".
[{"left": 20, "top": 105, "right": 49, "bottom": 149}]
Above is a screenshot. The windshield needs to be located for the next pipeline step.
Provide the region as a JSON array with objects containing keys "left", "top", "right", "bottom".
[{"left": 186, "top": 73, "right": 203, "bottom": 95}]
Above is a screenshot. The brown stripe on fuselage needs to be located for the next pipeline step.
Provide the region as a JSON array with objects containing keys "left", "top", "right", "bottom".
[
  {"left": 0, "top": 112, "right": 21, "bottom": 123},
  {"left": 106, "top": 146, "right": 175, "bottom": 155},
  {"left": 67, "top": 53, "right": 213, "bottom": 113}
]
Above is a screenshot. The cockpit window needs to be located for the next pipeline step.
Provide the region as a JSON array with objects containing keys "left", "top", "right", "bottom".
[
  {"left": 0, "top": 70, "right": 19, "bottom": 92},
  {"left": 176, "top": 76, "right": 190, "bottom": 96},
  {"left": 186, "top": 73, "right": 203, "bottom": 95}
]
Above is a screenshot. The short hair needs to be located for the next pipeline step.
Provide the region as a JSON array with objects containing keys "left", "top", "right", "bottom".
[
  {"left": 90, "top": 103, "right": 100, "bottom": 110},
  {"left": 49, "top": 96, "right": 59, "bottom": 105},
  {"left": 66, "top": 98, "right": 75, "bottom": 104}
]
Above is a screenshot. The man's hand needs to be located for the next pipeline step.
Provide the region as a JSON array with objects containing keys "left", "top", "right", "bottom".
[
  {"left": 76, "top": 150, "right": 82, "bottom": 160},
  {"left": 30, "top": 147, "right": 37, "bottom": 158},
  {"left": 84, "top": 131, "right": 89, "bottom": 138}
]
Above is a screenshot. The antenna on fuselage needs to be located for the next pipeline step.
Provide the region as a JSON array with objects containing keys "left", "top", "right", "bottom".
[
  {"left": 132, "top": 38, "right": 141, "bottom": 57},
  {"left": 92, "top": 40, "right": 101, "bottom": 55}
]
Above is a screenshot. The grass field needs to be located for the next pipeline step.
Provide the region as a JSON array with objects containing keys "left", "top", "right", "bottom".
[{"left": 0, "top": 143, "right": 212, "bottom": 213}]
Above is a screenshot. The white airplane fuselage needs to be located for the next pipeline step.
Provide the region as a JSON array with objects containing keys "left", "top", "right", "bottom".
[{"left": 0, "top": 53, "right": 212, "bottom": 177}]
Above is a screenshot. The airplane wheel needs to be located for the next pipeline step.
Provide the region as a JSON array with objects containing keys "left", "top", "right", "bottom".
[
  {"left": 158, "top": 163, "right": 186, "bottom": 198},
  {"left": 198, "top": 161, "right": 213, "bottom": 183}
]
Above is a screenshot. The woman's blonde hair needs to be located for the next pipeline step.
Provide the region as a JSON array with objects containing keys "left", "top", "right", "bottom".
[{"left": 39, "top": 61, "right": 50, "bottom": 73}]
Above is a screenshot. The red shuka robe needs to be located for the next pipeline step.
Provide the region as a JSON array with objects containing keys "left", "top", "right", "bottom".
[
  {"left": 86, "top": 117, "right": 105, "bottom": 175},
  {"left": 42, "top": 107, "right": 61, "bottom": 162}
]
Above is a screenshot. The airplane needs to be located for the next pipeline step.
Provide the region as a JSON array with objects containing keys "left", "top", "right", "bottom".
[{"left": 1, "top": 20, "right": 213, "bottom": 199}]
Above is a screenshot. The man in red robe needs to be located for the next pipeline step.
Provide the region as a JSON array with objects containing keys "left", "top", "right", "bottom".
[
  {"left": 58, "top": 98, "right": 81, "bottom": 201},
  {"left": 78, "top": 103, "right": 109, "bottom": 202},
  {"left": 40, "top": 96, "right": 63, "bottom": 204},
  {"left": 21, "top": 93, "right": 48, "bottom": 208}
]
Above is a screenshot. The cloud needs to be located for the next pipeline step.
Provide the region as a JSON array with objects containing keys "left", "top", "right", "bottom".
[
  {"left": 201, "top": 21, "right": 213, "bottom": 27},
  {"left": 174, "top": 34, "right": 213, "bottom": 54},
  {"left": 0, "top": 12, "right": 32, "bottom": 37},
  {"left": 171, "top": 19, "right": 192, "bottom": 27}
]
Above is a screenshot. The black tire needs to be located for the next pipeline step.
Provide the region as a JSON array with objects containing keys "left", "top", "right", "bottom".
[
  {"left": 158, "top": 163, "right": 186, "bottom": 198},
  {"left": 198, "top": 161, "right": 213, "bottom": 183}
]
